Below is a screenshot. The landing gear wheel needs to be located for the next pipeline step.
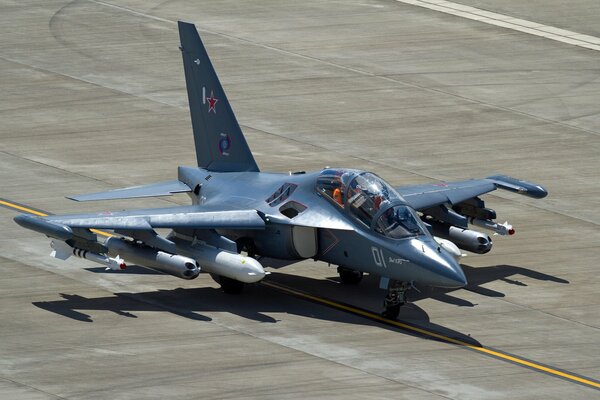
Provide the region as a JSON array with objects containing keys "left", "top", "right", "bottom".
[
  {"left": 382, "top": 303, "right": 402, "bottom": 319},
  {"left": 381, "top": 280, "right": 410, "bottom": 320},
  {"left": 337, "top": 266, "right": 363, "bottom": 284},
  {"left": 219, "top": 276, "right": 244, "bottom": 294}
]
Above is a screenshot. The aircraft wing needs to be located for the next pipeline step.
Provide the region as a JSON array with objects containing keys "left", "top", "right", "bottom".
[
  {"left": 397, "top": 175, "right": 548, "bottom": 211},
  {"left": 15, "top": 205, "right": 265, "bottom": 240},
  {"left": 68, "top": 180, "right": 191, "bottom": 202}
]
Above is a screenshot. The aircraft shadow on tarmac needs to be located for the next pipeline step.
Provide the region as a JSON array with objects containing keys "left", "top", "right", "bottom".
[
  {"left": 412, "top": 264, "right": 569, "bottom": 307},
  {"left": 32, "top": 263, "right": 567, "bottom": 347}
]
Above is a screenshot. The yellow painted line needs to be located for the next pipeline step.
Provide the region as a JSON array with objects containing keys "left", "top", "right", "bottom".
[
  {"left": 261, "top": 281, "right": 600, "bottom": 390},
  {"left": 3, "top": 197, "right": 599, "bottom": 389},
  {"left": 90, "top": 229, "right": 113, "bottom": 238},
  {"left": 0, "top": 200, "right": 113, "bottom": 237},
  {"left": 0, "top": 200, "right": 48, "bottom": 216}
]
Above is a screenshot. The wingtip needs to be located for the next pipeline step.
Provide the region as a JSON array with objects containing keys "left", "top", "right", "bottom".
[
  {"left": 14, "top": 214, "right": 74, "bottom": 241},
  {"left": 487, "top": 175, "right": 548, "bottom": 199},
  {"left": 13, "top": 213, "right": 34, "bottom": 226}
]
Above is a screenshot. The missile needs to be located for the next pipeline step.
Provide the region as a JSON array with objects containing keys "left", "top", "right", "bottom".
[
  {"left": 104, "top": 237, "right": 200, "bottom": 280},
  {"left": 469, "top": 218, "right": 515, "bottom": 236},
  {"left": 429, "top": 221, "right": 492, "bottom": 254},
  {"left": 50, "top": 240, "right": 126, "bottom": 270},
  {"left": 169, "top": 237, "right": 266, "bottom": 283},
  {"left": 187, "top": 243, "right": 265, "bottom": 283},
  {"left": 106, "top": 237, "right": 264, "bottom": 283}
]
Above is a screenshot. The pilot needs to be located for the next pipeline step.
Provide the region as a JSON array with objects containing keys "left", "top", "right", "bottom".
[
  {"left": 373, "top": 195, "right": 383, "bottom": 210},
  {"left": 333, "top": 187, "right": 343, "bottom": 206}
]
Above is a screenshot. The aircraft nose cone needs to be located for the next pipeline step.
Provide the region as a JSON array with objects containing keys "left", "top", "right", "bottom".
[
  {"left": 433, "top": 256, "right": 467, "bottom": 288},
  {"left": 407, "top": 239, "right": 467, "bottom": 288}
]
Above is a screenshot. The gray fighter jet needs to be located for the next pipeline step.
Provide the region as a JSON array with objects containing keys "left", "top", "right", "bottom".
[{"left": 15, "top": 22, "right": 548, "bottom": 319}]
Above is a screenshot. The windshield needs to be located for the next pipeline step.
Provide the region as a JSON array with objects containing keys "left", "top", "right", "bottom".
[
  {"left": 346, "top": 173, "right": 400, "bottom": 226},
  {"left": 375, "top": 205, "right": 428, "bottom": 239},
  {"left": 316, "top": 169, "right": 426, "bottom": 238}
]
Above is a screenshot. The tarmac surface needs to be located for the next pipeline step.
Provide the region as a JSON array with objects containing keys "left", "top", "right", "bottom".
[{"left": 1, "top": 0, "right": 599, "bottom": 399}]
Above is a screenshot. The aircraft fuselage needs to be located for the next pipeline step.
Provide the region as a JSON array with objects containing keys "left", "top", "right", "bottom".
[{"left": 177, "top": 166, "right": 466, "bottom": 289}]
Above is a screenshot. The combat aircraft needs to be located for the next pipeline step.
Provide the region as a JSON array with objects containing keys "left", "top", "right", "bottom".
[{"left": 15, "top": 21, "right": 548, "bottom": 319}]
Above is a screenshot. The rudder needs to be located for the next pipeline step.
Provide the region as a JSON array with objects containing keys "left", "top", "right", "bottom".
[{"left": 178, "top": 21, "right": 259, "bottom": 172}]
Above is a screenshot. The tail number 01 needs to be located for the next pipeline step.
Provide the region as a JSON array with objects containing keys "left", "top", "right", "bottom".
[{"left": 371, "top": 247, "right": 387, "bottom": 268}]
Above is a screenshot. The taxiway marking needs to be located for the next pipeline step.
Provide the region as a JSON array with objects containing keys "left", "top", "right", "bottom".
[
  {"left": 0, "top": 199, "right": 112, "bottom": 238},
  {"left": 263, "top": 280, "right": 600, "bottom": 390},
  {"left": 0, "top": 199, "right": 47, "bottom": 216},
  {"left": 395, "top": 0, "right": 600, "bottom": 51},
  {"left": 88, "top": 0, "right": 600, "bottom": 53},
  {"left": 2, "top": 197, "right": 599, "bottom": 390}
]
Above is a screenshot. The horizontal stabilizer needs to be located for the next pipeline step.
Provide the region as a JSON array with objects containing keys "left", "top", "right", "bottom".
[{"left": 68, "top": 180, "right": 191, "bottom": 202}]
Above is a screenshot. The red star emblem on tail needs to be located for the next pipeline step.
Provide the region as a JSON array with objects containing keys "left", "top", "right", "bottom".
[{"left": 206, "top": 91, "right": 218, "bottom": 113}]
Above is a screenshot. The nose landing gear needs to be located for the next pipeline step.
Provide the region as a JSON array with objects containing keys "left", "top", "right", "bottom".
[{"left": 382, "top": 280, "right": 410, "bottom": 319}]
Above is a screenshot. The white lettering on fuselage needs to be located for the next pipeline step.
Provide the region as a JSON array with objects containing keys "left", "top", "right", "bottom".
[{"left": 388, "top": 256, "right": 409, "bottom": 265}]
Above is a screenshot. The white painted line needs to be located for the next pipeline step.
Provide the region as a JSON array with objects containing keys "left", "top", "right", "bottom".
[
  {"left": 89, "top": 0, "right": 176, "bottom": 25},
  {"left": 91, "top": 0, "right": 600, "bottom": 52},
  {"left": 395, "top": 0, "right": 600, "bottom": 51}
]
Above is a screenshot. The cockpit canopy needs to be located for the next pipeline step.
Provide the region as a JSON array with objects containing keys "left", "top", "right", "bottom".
[{"left": 316, "top": 169, "right": 428, "bottom": 239}]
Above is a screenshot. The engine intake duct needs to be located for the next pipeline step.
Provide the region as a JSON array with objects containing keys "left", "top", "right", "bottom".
[{"left": 429, "top": 221, "right": 492, "bottom": 254}]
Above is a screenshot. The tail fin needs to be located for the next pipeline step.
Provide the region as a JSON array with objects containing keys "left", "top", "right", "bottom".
[{"left": 178, "top": 21, "right": 259, "bottom": 172}]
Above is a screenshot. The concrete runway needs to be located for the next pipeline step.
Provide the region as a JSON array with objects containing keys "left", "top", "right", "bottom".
[{"left": 1, "top": 0, "right": 599, "bottom": 398}]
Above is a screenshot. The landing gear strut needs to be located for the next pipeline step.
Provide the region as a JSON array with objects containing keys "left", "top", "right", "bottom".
[
  {"left": 382, "top": 280, "right": 410, "bottom": 319},
  {"left": 236, "top": 238, "right": 256, "bottom": 258}
]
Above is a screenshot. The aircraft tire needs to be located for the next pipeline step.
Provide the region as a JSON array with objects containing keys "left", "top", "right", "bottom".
[
  {"left": 382, "top": 303, "right": 402, "bottom": 320},
  {"left": 219, "top": 276, "right": 245, "bottom": 294},
  {"left": 337, "top": 266, "right": 363, "bottom": 284}
]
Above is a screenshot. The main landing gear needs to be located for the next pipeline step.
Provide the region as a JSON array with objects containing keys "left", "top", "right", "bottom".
[
  {"left": 382, "top": 280, "right": 410, "bottom": 320},
  {"left": 337, "top": 266, "right": 363, "bottom": 284}
]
